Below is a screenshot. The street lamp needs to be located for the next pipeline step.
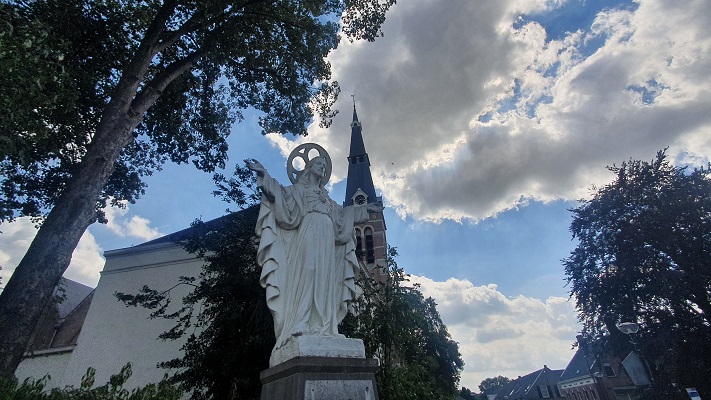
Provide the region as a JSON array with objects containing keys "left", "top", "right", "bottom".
[
  {"left": 616, "top": 322, "right": 640, "bottom": 335},
  {"left": 617, "top": 321, "right": 653, "bottom": 387}
]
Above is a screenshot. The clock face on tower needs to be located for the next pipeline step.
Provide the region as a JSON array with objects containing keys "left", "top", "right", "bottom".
[{"left": 354, "top": 194, "right": 367, "bottom": 205}]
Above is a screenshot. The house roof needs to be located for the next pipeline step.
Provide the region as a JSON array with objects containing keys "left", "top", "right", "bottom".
[
  {"left": 135, "top": 205, "right": 258, "bottom": 247},
  {"left": 56, "top": 278, "right": 94, "bottom": 319},
  {"left": 559, "top": 346, "right": 593, "bottom": 382},
  {"left": 26, "top": 277, "right": 95, "bottom": 352},
  {"left": 494, "top": 366, "right": 564, "bottom": 400}
]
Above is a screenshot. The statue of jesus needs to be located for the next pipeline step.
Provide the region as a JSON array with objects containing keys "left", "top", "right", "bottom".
[{"left": 247, "top": 143, "right": 382, "bottom": 351}]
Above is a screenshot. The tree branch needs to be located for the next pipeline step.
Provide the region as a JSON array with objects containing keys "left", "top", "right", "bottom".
[{"left": 129, "top": 48, "right": 206, "bottom": 117}]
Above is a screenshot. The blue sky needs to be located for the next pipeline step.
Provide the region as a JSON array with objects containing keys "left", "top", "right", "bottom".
[{"left": 2, "top": 0, "right": 711, "bottom": 391}]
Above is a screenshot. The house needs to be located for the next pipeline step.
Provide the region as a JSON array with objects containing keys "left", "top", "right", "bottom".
[
  {"left": 493, "top": 365, "right": 565, "bottom": 400},
  {"left": 558, "top": 336, "right": 650, "bottom": 400}
]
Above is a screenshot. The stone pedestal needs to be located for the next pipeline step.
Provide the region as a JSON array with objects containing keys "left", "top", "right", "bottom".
[
  {"left": 269, "top": 336, "right": 366, "bottom": 367},
  {"left": 260, "top": 356, "right": 379, "bottom": 400},
  {"left": 261, "top": 336, "right": 379, "bottom": 400}
]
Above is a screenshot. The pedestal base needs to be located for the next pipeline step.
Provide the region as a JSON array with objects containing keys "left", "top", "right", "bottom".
[
  {"left": 260, "top": 356, "right": 379, "bottom": 400},
  {"left": 270, "top": 336, "right": 366, "bottom": 367}
]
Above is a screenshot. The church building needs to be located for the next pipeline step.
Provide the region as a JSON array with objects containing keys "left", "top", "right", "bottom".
[{"left": 14, "top": 107, "right": 387, "bottom": 390}]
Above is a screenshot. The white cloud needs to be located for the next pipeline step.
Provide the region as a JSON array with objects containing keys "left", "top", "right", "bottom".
[
  {"left": 0, "top": 201, "right": 162, "bottom": 288},
  {"left": 269, "top": 0, "right": 711, "bottom": 223},
  {"left": 103, "top": 202, "right": 162, "bottom": 241},
  {"left": 409, "top": 275, "right": 580, "bottom": 390},
  {"left": 0, "top": 218, "right": 104, "bottom": 288}
]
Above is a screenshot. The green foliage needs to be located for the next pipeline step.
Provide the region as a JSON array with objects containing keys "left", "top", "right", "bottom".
[
  {"left": 458, "top": 387, "right": 478, "bottom": 400},
  {"left": 477, "top": 375, "right": 510, "bottom": 393},
  {"left": 340, "top": 248, "right": 464, "bottom": 400},
  {"left": 564, "top": 150, "right": 711, "bottom": 397},
  {"left": 0, "top": 363, "right": 182, "bottom": 400},
  {"left": 117, "top": 205, "right": 271, "bottom": 400},
  {"left": 0, "top": 0, "right": 396, "bottom": 223},
  {"left": 116, "top": 165, "right": 271, "bottom": 399}
]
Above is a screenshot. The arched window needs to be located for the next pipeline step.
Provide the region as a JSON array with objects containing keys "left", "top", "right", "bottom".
[
  {"left": 364, "top": 227, "right": 375, "bottom": 264},
  {"left": 354, "top": 228, "right": 363, "bottom": 262}
]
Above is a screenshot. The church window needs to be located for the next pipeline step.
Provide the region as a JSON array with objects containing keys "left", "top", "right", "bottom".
[
  {"left": 365, "top": 227, "right": 375, "bottom": 264},
  {"left": 355, "top": 228, "right": 363, "bottom": 261}
]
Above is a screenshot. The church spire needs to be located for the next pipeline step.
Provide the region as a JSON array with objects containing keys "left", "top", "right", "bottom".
[
  {"left": 344, "top": 103, "right": 377, "bottom": 207},
  {"left": 343, "top": 102, "right": 387, "bottom": 280}
]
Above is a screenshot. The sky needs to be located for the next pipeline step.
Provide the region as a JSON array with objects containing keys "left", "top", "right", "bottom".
[{"left": 2, "top": 0, "right": 711, "bottom": 391}]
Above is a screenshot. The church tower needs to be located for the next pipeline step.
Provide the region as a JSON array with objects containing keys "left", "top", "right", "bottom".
[{"left": 344, "top": 104, "right": 388, "bottom": 280}]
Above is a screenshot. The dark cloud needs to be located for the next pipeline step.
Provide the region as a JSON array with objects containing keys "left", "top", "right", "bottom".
[{"left": 281, "top": 0, "right": 711, "bottom": 222}]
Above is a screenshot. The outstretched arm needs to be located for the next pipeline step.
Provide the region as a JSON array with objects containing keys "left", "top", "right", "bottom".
[
  {"left": 246, "top": 158, "right": 276, "bottom": 202},
  {"left": 246, "top": 158, "right": 266, "bottom": 177}
]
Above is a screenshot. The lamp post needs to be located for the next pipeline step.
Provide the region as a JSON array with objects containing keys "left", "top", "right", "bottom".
[{"left": 616, "top": 322, "right": 654, "bottom": 387}]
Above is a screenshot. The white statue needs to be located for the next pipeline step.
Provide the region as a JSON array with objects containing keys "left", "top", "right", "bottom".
[{"left": 247, "top": 144, "right": 381, "bottom": 350}]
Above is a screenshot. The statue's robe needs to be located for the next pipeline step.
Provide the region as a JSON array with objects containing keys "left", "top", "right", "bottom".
[{"left": 255, "top": 172, "right": 368, "bottom": 349}]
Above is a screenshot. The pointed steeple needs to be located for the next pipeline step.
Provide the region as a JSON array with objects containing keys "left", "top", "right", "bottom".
[
  {"left": 348, "top": 103, "right": 366, "bottom": 159},
  {"left": 343, "top": 102, "right": 387, "bottom": 282},
  {"left": 344, "top": 103, "right": 378, "bottom": 207}
]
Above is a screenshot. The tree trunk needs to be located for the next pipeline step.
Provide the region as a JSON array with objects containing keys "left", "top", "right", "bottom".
[{"left": 0, "top": 114, "right": 137, "bottom": 377}]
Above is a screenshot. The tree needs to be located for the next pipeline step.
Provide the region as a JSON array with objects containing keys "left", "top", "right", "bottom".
[
  {"left": 0, "top": 0, "right": 395, "bottom": 376},
  {"left": 478, "top": 375, "right": 510, "bottom": 394},
  {"left": 458, "top": 386, "right": 478, "bottom": 400},
  {"left": 563, "top": 150, "right": 711, "bottom": 398},
  {"left": 116, "top": 166, "right": 272, "bottom": 400},
  {"left": 0, "top": 363, "right": 182, "bottom": 399},
  {"left": 340, "top": 248, "right": 464, "bottom": 400}
]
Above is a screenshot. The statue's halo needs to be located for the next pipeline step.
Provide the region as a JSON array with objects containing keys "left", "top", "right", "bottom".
[{"left": 287, "top": 143, "right": 332, "bottom": 185}]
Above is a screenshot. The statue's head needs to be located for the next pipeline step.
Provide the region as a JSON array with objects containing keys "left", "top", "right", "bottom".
[
  {"left": 287, "top": 143, "right": 332, "bottom": 185},
  {"left": 300, "top": 156, "right": 328, "bottom": 187}
]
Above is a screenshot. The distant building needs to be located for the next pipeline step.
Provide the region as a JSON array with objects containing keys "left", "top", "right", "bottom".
[
  {"left": 493, "top": 365, "right": 565, "bottom": 400},
  {"left": 558, "top": 336, "right": 650, "bottom": 400}
]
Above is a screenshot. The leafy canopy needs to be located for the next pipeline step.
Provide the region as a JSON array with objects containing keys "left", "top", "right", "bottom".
[
  {"left": 563, "top": 150, "right": 711, "bottom": 396},
  {"left": 478, "top": 375, "right": 511, "bottom": 393},
  {"left": 340, "top": 248, "right": 464, "bottom": 400},
  {"left": 0, "top": 0, "right": 395, "bottom": 223}
]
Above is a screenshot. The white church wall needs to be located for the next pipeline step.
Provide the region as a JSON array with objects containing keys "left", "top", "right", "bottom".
[
  {"left": 60, "top": 242, "right": 203, "bottom": 391},
  {"left": 15, "top": 348, "right": 73, "bottom": 389}
]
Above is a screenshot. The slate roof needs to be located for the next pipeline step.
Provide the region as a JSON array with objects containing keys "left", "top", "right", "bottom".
[
  {"left": 493, "top": 366, "right": 565, "bottom": 400},
  {"left": 135, "top": 205, "right": 258, "bottom": 247},
  {"left": 559, "top": 346, "right": 593, "bottom": 383},
  {"left": 26, "top": 278, "right": 95, "bottom": 352}
]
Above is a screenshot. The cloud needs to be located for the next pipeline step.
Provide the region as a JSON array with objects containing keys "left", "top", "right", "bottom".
[
  {"left": 269, "top": 0, "right": 711, "bottom": 222},
  {"left": 0, "top": 202, "right": 163, "bottom": 288},
  {"left": 103, "top": 202, "right": 163, "bottom": 241},
  {"left": 0, "top": 218, "right": 104, "bottom": 287},
  {"left": 409, "top": 275, "right": 580, "bottom": 390}
]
